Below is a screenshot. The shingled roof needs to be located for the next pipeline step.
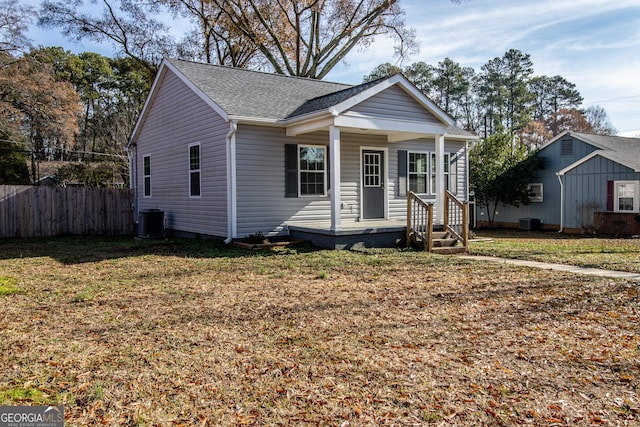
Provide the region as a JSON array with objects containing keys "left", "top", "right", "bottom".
[
  {"left": 168, "top": 58, "right": 372, "bottom": 120},
  {"left": 162, "top": 59, "right": 476, "bottom": 139},
  {"left": 558, "top": 131, "right": 640, "bottom": 173}
]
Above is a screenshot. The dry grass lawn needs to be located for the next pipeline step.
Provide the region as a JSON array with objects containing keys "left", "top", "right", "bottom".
[{"left": 0, "top": 237, "right": 638, "bottom": 426}]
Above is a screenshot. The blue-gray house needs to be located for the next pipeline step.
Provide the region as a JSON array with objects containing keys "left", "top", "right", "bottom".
[{"left": 481, "top": 131, "right": 640, "bottom": 234}]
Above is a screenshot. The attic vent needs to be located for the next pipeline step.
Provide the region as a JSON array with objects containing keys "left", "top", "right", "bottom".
[{"left": 561, "top": 138, "right": 573, "bottom": 156}]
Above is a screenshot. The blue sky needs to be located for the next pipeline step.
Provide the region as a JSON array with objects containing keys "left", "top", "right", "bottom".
[
  {"left": 26, "top": 0, "right": 640, "bottom": 136},
  {"left": 326, "top": 0, "right": 640, "bottom": 136}
]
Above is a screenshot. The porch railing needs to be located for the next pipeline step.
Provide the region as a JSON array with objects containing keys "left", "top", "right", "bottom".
[
  {"left": 406, "top": 191, "right": 434, "bottom": 251},
  {"left": 444, "top": 190, "right": 469, "bottom": 250},
  {"left": 406, "top": 190, "right": 469, "bottom": 252}
]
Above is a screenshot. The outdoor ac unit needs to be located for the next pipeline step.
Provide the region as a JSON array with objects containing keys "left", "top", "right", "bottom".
[
  {"left": 139, "top": 209, "right": 164, "bottom": 238},
  {"left": 519, "top": 218, "right": 540, "bottom": 231}
]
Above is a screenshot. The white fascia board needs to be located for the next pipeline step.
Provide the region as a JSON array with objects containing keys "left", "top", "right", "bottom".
[
  {"left": 127, "top": 60, "right": 169, "bottom": 148},
  {"left": 387, "top": 132, "right": 478, "bottom": 143},
  {"left": 333, "top": 114, "right": 448, "bottom": 136},
  {"left": 285, "top": 115, "right": 336, "bottom": 136},
  {"left": 557, "top": 150, "right": 604, "bottom": 176},
  {"left": 558, "top": 150, "right": 640, "bottom": 175},
  {"left": 330, "top": 74, "right": 457, "bottom": 127},
  {"left": 538, "top": 130, "right": 570, "bottom": 151},
  {"left": 128, "top": 59, "right": 230, "bottom": 148},
  {"left": 228, "top": 116, "right": 281, "bottom": 127},
  {"left": 164, "top": 60, "right": 229, "bottom": 121}
]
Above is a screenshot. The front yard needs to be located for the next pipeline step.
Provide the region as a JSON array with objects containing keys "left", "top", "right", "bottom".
[
  {"left": 0, "top": 236, "right": 638, "bottom": 425},
  {"left": 469, "top": 230, "right": 640, "bottom": 273}
]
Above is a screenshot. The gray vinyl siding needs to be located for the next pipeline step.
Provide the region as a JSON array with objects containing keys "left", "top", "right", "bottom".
[
  {"left": 388, "top": 140, "right": 467, "bottom": 219},
  {"left": 235, "top": 125, "right": 331, "bottom": 237},
  {"left": 235, "top": 126, "right": 390, "bottom": 236},
  {"left": 234, "top": 126, "right": 468, "bottom": 236},
  {"left": 134, "top": 69, "right": 228, "bottom": 236},
  {"left": 347, "top": 85, "right": 442, "bottom": 124}
]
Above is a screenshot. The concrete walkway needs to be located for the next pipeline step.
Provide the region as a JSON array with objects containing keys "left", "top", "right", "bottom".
[{"left": 457, "top": 255, "right": 640, "bottom": 281}]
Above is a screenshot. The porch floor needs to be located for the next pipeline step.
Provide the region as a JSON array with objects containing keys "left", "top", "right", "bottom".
[{"left": 287, "top": 220, "right": 407, "bottom": 249}]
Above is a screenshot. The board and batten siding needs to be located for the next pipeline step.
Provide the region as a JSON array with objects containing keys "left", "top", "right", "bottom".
[
  {"left": 563, "top": 156, "right": 639, "bottom": 229},
  {"left": 491, "top": 135, "right": 604, "bottom": 228},
  {"left": 346, "top": 85, "right": 442, "bottom": 124},
  {"left": 134, "top": 69, "right": 228, "bottom": 237},
  {"left": 234, "top": 124, "right": 468, "bottom": 237}
]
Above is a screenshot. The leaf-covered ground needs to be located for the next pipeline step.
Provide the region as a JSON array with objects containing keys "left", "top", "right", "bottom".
[
  {"left": 0, "top": 237, "right": 638, "bottom": 426},
  {"left": 469, "top": 230, "right": 640, "bottom": 273}
]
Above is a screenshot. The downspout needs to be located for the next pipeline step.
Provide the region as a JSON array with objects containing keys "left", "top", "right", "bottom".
[
  {"left": 465, "top": 140, "right": 470, "bottom": 201},
  {"left": 556, "top": 172, "right": 564, "bottom": 232},
  {"left": 128, "top": 144, "right": 138, "bottom": 228},
  {"left": 225, "top": 120, "right": 238, "bottom": 244}
]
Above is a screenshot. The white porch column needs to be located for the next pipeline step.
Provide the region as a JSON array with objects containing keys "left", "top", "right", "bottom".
[
  {"left": 329, "top": 126, "right": 341, "bottom": 231},
  {"left": 435, "top": 134, "right": 445, "bottom": 225}
]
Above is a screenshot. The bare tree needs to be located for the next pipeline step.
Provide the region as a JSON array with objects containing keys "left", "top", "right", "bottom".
[
  {"left": 584, "top": 105, "right": 617, "bottom": 135},
  {"left": 206, "top": 0, "right": 417, "bottom": 78},
  {"left": 167, "top": 0, "right": 258, "bottom": 67},
  {"left": 0, "top": 0, "right": 35, "bottom": 54},
  {"left": 39, "top": 0, "right": 176, "bottom": 74}
]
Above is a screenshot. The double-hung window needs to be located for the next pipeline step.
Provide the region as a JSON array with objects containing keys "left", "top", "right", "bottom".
[
  {"left": 430, "top": 153, "right": 450, "bottom": 194},
  {"left": 614, "top": 181, "right": 639, "bottom": 212},
  {"left": 406, "top": 151, "right": 452, "bottom": 195},
  {"left": 527, "top": 183, "right": 543, "bottom": 202},
  {"left": 189, "top": 143, "right": 201, "bottom": 197},
  {"left": 298, "top": 145, "right": 326, "bottom": 196},
  {"left": 143, "top": 155, "right": 151, "bottom": 197},
  {"left": 408, "top": 152, "right": 428, "bottom": 194}
]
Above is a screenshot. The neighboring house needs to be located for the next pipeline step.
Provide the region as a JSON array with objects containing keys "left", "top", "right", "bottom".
[
  {"left": 482, "top": 131, "right": 640, "bottom": 235},
  {"left": 127, "top": 58, "right": 477, "bottom": 248}
]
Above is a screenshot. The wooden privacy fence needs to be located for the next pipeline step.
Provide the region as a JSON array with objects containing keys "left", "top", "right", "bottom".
[{"left": 0, "top": 185, "right": 135, "bottom": 238}]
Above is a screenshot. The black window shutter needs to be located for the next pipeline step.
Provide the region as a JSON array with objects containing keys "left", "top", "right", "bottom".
[
  {"left": 398, "top": 150, "right": 408, "bottom": 196},
  {"left": 326, "top": 146, "right": 330, "bottom": 191},
  {"left": 285, "top": 144, "right": 298, "bottom": 198},
  {"left": 606, "top": 180, "right": 614, "bottom": 211}
]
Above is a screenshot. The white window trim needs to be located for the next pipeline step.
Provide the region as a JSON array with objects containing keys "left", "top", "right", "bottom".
[
  {"left": 407, "top": 151, "right": 454, "bottom": 196},
  {"left": 298, "top": 144, "right": 327, "bottom": 197},
  {"left": 614, "top": 180, "right": 639, "bottom": 212},
  {"left": 143, "top": 154, "right": 151, "bottom": 198},
  {"left": 189, "top": 142, "right": 202, "bottom": 198},
  {"left": 528, "top": 183, "right": 543, "bottom": 202},
  {"left": 408, "top": 151, "right": 430, "bottom": 195}
]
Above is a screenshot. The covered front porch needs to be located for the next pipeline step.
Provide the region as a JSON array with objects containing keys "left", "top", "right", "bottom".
[
  {"left": 287, "top": 191, "right": 470, "bottom": 252},
  {"left": 288, "top": 219, "right": 407, "bottom": 250},
  {"left": 282, "top": 75, "right": 476, "bottom": 234}
]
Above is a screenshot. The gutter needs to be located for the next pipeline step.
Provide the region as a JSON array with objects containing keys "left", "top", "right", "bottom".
[
  {"left": 556, "top": 172, "right": 564, "bottom": 232},
  {"left": 225, "top": 120, "right": 238, "bottom": 244}
]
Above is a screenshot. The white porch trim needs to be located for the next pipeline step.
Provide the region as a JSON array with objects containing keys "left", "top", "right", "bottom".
[
  {"left": 435, "top": 134, "right": 445, "bottom": 224},
  {"left": 329, "top": 126, "right": 341, "bottom": 231}
]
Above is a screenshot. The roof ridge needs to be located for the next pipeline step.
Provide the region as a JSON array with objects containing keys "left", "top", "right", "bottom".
[{"left": 166, "top": 57, "right": 353, "bottom": 88}]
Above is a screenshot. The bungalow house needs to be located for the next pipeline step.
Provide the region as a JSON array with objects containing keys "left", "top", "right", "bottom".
[
  {"left": 127, "top": 58, "right": 477, "bottom": 249},
  {"left": 482, "top": 131, "right": 640, "bottom": 235}
]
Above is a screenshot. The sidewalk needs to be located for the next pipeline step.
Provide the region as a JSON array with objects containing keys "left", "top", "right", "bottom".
[{"left": 457, "top": 255, "right": 640, "bottom": 281}]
